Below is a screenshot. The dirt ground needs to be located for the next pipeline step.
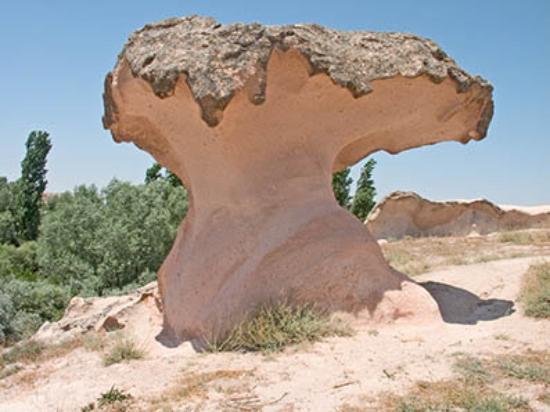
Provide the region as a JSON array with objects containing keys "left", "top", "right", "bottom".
[{"left": 0, "top": 231, "right": 549, "bottom": 411}]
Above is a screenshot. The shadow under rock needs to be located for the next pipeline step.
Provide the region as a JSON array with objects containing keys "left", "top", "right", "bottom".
[{"left": 420, "top": 281, "right": 515, "bottom": 325}]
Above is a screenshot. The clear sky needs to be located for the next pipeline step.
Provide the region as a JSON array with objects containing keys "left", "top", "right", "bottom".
[{"left": 1, "top": 0, "right": 548, "bottom": 205}]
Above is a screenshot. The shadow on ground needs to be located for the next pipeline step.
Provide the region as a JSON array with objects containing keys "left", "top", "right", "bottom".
[{"left": 420, "top": 281, "right": 514, "bottom": 325}]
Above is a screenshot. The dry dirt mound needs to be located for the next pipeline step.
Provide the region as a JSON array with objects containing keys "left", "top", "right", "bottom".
[{"left": 367, "top": 191, "right": 550, "bottom": 240}]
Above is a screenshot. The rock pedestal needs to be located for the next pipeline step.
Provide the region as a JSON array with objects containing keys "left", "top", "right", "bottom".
[{"left": 103, "top": 16, "right": 494, "bottom": 341}]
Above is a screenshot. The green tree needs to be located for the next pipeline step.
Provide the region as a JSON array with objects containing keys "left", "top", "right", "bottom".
[
  {"left": 332, "top": 168, "right": 353, "bottom": 209},
  {"left": 145, "top": 163, "right": 162, "bottom": 183},
  {"left": 37, "top": 180, "right": 188, "bottom": 295},
  {"left": 14, "top": 131, "right": 52, "bottom": 241},
  {"left": 0, "top": 177, "right": 17, "bottom": 245},
  {"left": 145, "top": 162, "right": 183, "bottom": 187},
  {"left": 350, "top": 159, "right": 377, "bottom": 221}
]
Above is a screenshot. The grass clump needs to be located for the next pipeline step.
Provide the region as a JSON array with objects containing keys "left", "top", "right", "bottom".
[
  {"left": 102, "top": 336, "right": 144, "bottom": 366},
  {"left": 519, "top": 262, "right": 550, "bottom": 318},
  {"left": 206, "top": 302, "right": 352, "bottom": 353},
  {"left": 81, "top": 386, "right": 133, "bottom": 411},
  {"left": 98, "top": 386, "right": 132, "bottom": 406}
]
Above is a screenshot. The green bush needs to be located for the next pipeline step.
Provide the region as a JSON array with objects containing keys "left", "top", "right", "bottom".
[
  {"left": 37, "top": 179, "right": 188, "bottom": 295},
  {"left": 0, "top": 241, "right": 39, "bottom": 279},
  {"left": 0, "top": 279, "right": 69, "bottom": 343}
]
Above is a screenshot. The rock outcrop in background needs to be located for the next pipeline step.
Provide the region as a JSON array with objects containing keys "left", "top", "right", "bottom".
[
  {"left": 367, "top": 191, "right": 550, "bottom": 240},
  {"left": 103, "top": 16, "right": 494, "bottom": 342}
]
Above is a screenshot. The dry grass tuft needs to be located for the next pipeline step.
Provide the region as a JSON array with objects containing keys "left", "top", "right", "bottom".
[
  {"left": 204, "top": 302, "right": 353, "bottom": 353},
  {"left": 102, "top": 336, "right": 144, "bottom": 366},
  {"left": 519, "top": 262, "right": 550, "bottom": 318},
  {"left": 148, "top": 369, "right": 252, "bottom": 410}
]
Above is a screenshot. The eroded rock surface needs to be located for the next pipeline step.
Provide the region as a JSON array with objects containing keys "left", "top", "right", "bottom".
[
  {"left": 35, "top": 282, "right": 161, "bottom": 342},
  {"left": 104, "top": 15, "right": 493, "bottom": 130},
  {"left": 367, "top": 191, "right": 550, "bottom": 240},
  {"left": 103, "top": 16, "right": 494, "bottom": 342}
]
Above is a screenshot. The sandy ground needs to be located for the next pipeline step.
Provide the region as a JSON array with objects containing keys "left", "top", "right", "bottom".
[{"left": 0, "top": 251, "right": 548, "bottom": 411}]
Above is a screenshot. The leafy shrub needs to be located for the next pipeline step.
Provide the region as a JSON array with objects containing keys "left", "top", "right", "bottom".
[
  {"left": 0, "top": 177, "right": 17, "bottom": 245},
  {"left": 2, "top": 278, "right": 69, "bottom": 322},
  {"left": 0, "top": 279, "right": 69, "bottom": 343},
  {"left": 206, "top": 302, "right": 352, "bottom": 353},
  {"left": 0, "top": 211, "right": 16, "bottom": 245},
  {"left": 0, "top": 292, "right": 15, "bottom": 343},
  {"left": 37, "top": 179, "right": 188, "bottom": 295},
  {"left": 0, "top": 241, "right": 39, "bottom": 279}
]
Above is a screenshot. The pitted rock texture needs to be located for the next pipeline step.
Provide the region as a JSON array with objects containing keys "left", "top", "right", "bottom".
[
  {"left": 367, "top": 191, "right": 550, "bottom": 240},
  {"left": 104, "top": 15, "right": 493, "bottom": 128},
  {"left": 103, "top": 16, "right": 494, "bottom": 342}
]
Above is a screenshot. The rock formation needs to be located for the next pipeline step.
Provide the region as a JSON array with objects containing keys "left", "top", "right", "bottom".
[
  {"left": 367, "top": 191, "right": 550, "bottom": 239},
  {"left": 35, "top": 282, "right": 161, "bottom": 342},
  {"left": 102, "top": 16, "right": 494, "bottom": 342}
]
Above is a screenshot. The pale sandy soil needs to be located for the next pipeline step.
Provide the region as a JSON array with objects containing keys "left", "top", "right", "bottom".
[{"left": 0, "top": 239, "right": 549, "bottom": 411}]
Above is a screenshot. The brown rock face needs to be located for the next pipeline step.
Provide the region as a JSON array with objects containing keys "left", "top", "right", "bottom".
[
  {"left": 103, "top": 16, "right": 494, "bottom": 342},
  {"left": 367, "top": 192, "right": 550, "bottom": 240}
]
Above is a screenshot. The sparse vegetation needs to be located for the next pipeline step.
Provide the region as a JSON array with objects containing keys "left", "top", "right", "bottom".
[
  {"left": 205, "top": 302, "right": 352, "bottom": 353},
  {"left": 387, "top": 379, "right": 531, "bottom": 412},
  {"left": 453, "top": 353, "right": 492, "bottom": 382},
  {"left": 149, "top": 369, "right": 251, "bottom": 409},
  {"left": 98, "top": 386, "right": 133, "bottom": 406},
  {"left": 495, "top": 351, "right": 550, "bottom": 384},
  {"left": 81, "top": 386, "right": 133, "bottom": 411},
  {"left": 519, "top": 262, "right": 550, "bottom": 318},
  {"left": 0, "top": 337, "right": 81, "bottom": 380},
  {"left": 498, "top": 230, "right": 550, "bottom": 245},
  {"left": 102, "top": 336, "right": 144, "bottom": 366},
  {"left": 380, "top": 353, "right": 538, "bottom": 412}
]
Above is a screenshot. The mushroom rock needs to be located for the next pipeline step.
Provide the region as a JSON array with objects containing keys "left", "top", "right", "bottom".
[
  {"left": 102, "top": 16, "right": 494, "bottom": 342},
  {"left": 367, "top": 191, "right": 550, "bottom": 240}
]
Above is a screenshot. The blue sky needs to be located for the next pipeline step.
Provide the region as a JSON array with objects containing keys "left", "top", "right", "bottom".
[{"left": 0, "top": 0, "right": 548, "bottom": 204}]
